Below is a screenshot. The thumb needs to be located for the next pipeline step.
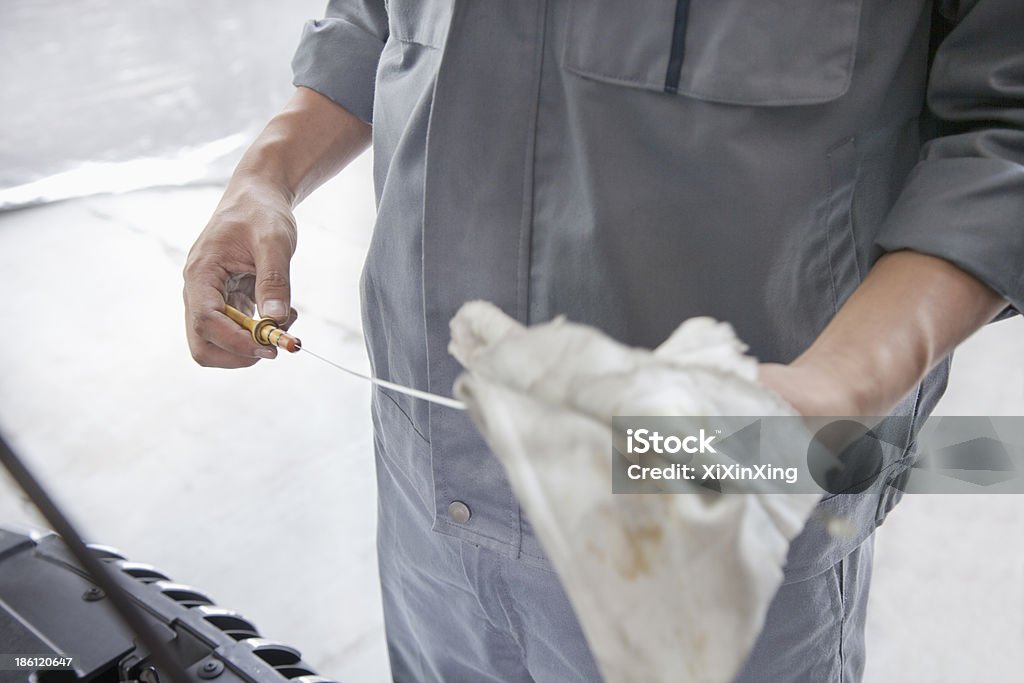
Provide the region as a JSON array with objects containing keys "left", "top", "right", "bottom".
[{"left": 254, "top": 236, "right": 293, "bottom": 323}]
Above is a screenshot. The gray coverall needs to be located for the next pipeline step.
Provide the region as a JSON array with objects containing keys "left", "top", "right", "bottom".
[{"left": 291, "top": 1, "right": 1024, "bottom": 680}]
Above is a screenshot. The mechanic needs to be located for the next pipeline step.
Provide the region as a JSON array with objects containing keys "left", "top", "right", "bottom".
[{"left": 183, "top": 2, "right": 1023, "bottom": 680}]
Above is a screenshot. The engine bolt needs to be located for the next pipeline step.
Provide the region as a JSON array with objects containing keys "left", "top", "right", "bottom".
[{"left": 82, "top": 587, "right": 105, "bottom": 601}]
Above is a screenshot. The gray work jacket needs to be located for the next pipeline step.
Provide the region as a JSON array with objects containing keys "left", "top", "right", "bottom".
[{"left": 293, "top": 0, "right": 1024, "bottom": 581}]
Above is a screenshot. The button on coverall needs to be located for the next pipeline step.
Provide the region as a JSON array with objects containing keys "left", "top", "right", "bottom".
[{"left": 291, "top": 1, "right": 1024, "bottom": 680}]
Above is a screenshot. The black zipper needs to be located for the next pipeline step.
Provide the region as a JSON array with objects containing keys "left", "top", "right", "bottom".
[{"left": 664, "top": 0, "right": 691, "bottom": 93}]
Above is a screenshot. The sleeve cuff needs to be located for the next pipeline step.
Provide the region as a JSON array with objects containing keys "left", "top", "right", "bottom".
[
  {"left": 291, "top": 18, "right": 385, "bottom": 125},
  {"left": 874, "top": 157, "right": 1024, "bottom": 314}
]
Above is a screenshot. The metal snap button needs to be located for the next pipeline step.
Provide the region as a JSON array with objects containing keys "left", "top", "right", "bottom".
[{"left": 447, "top": 500, "right": 471, "bottom": 524}]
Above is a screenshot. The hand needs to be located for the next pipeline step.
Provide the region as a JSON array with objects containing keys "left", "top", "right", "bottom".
[
  {"left": 183, "top": 178, "right": 299, "bottom": 368},
  {"left": 182, "top": 87, "right": 371, "bottom": 369},
  {"left": 759, "top": 252, "right": 1007, "bottom": 417}
]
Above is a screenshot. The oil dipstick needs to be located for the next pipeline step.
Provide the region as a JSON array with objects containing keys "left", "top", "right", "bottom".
[
  {"left": 223, "top": 304, "right": 463, "bottom": 409},
  {"left": 224, "top": 304, "right": 302, "bottom": 353}
]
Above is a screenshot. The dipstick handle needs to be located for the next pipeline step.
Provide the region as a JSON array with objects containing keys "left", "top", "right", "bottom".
[{"left": 224, "top": 304, "right": 302, "bottom": 353}]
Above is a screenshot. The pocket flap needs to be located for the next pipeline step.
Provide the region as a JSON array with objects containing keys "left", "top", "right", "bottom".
[{"left": 564, "top": 0, "right": 863, "bottom": 106}]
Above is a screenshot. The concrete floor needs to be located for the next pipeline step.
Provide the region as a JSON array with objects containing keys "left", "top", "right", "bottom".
[
  {"left": 0, "top": 159, "right": 386, "bottom": 680},
  {"left": 1, "top": 160, "right": 1022, "bottom": 681}
]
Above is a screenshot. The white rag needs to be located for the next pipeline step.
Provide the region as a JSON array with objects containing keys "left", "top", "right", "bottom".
[{"left": 450, "top": 301, "right": 821, "bottom": 683}]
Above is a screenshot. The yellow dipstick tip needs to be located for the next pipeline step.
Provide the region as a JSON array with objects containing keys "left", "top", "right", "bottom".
[{"left": 224, "top": 304, "right": 302, "bottom": 353}]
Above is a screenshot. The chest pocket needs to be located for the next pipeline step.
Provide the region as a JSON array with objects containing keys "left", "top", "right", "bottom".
[
  {"left": 387, "top": 0, "right": 453, "bottom": 49},
  {"left": 564, "top": 0, "right": 863, "bottom": 106}
]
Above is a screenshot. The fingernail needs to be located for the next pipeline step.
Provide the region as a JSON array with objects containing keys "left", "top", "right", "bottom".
[
  {"left": 261, "top": 300, "right": 287, "bottom": 319},
  {"left": 256, "top": 348, "right": 276, "bottom": 359}
]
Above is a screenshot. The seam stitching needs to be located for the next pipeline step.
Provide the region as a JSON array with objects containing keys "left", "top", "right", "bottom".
[
  {"left": 838, "top": 557, "right": 847, "bottom": 681},
  {"left": 825, "top": 148, "right": 841, "bottom": 312}
]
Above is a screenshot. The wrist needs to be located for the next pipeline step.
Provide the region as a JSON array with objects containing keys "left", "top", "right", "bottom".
[
  {"left": 229, "top": 137, "right": 298, "bottom": 208},
  {"left": 758, "top": 361, "right": 867, "bottom": 417},
  {"left": 789, "top": 352, "right": 880, "bottom": 416}
]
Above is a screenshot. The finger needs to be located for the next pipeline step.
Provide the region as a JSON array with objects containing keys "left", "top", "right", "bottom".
[
  {"left": 189, "top": 341, "right": 261, "bottom": 369},
  {"left": 206, "top": 314, "right": 278, "bottom": 359},
  {"left": 279, "top": 307, "right": 299, "bottom": 331},
  {"left": 187, "top": 301, "right": 278, "bottom": 361},
  {"left": 253, "top": 233, "right": 293, "bottom": 323},
  {"left": 185, "top": 272, "right": 277, "bottom": 361}
]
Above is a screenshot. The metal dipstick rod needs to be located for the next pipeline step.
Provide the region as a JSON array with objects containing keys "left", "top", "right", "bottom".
[{"left": 224, "top": 304, "right": 466, "bottom": 411}]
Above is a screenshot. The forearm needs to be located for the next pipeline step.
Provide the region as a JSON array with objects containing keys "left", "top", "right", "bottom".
[
  {"left": 184, "top": 87, "right": 370, "bottom": 367},
  {"left": 230, "top": 86, "right": 371, "bottom": 207},
  {"left": 762, "top": 251, "right": 1007, "bottom": 416}
]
